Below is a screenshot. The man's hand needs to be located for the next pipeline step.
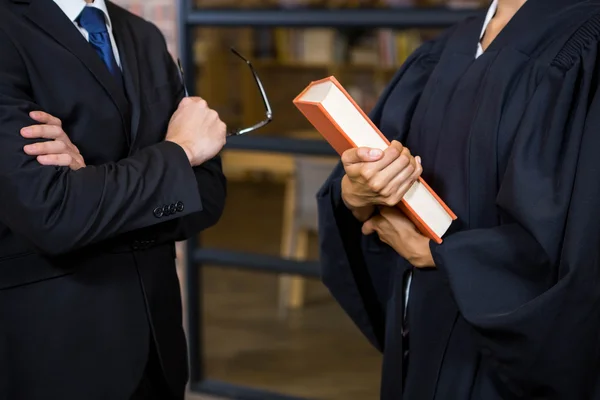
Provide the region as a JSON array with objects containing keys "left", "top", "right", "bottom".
[
  {"left": 21, "top": 111, "right": 86, "bottom": 171},
  {"left": 340, "top": 140, "right": 422, "bottom": 222},
  {"left": 165, "top": 97, "right": 227, "bottom": 166},
  {"left": 362, "top": 207, "right": 435, "bottom": 268}
]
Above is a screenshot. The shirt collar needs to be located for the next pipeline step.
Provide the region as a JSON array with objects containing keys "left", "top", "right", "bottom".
[{"left": 53, "top": 0, "right": 113, "bottom": 29}]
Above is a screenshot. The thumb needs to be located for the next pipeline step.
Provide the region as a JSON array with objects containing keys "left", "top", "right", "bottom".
[
  {"left": 362, "top": 217, "right": 379, "bottom": 236},
  {"left": 343, "top": 148, "right": 378, "bottom": 165},
  {"left": 342, "top": 147, "right": 383, "bottom": 166},
  {"left": 362, "top": 220, "right": 374, "bottom": 235},
  {"left": 178, "top": 96, "right": 195, "bottom": 109},
  {"left": 341, "top": 148, "right": 359, "bottom": 165},
  {"left": 357, "top": 147, "right": 384, "bottom": 162}
]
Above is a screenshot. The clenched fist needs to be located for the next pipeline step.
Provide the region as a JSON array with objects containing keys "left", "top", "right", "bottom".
[
  {"left": 165, "top": 97, "right": 227, "bottom": 166},
  {"left": 341, "top": 140, "right": 422, "bottom": 222}
]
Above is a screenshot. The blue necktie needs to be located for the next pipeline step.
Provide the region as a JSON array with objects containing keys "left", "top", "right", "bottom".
[{"left": 77, "top": 7, "right": 122, "bottom": 81}]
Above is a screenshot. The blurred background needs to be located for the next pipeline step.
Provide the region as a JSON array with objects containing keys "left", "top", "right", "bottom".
[{"left": 112, "top": 1, "right": 489, "bottom": 399}]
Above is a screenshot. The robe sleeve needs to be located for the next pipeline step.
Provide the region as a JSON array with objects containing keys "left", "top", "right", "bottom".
[
  {"left": 431, "top": 37, "right": 600, "bottom": 398},
  {"left": 316, "top": 38, "right": 442, "bottom": 351}
]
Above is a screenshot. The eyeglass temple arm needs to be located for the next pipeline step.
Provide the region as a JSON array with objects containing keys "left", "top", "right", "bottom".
[
  {"left": 227, "top": 119, "right": 272, "bottom": 137},
  {"left": 176, "top": 59, "right": 190, "bottom": 97},
  {"left": 254, "top": 78, "right": 272, "bottom": 119},
  {"left": 230, "top": 48, "right": 272, "bottom": 118}
]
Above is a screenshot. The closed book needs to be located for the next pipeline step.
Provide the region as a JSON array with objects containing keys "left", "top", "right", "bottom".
[{"left": 293, "top": 76, "right": 457, "bottom": 244}]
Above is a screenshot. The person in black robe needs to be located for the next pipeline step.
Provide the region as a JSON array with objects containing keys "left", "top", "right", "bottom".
[{"left": 317, "top": 0, "right": 600, "bottom": 398}]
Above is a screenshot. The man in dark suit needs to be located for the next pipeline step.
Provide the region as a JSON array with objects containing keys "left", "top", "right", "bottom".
[{"left": 0, "top": 0, "right": 227, "bottom": 399}]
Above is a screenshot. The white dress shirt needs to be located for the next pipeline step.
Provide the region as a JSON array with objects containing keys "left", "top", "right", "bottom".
[
  {"left": 476, "top": 0, "right": 499, "bottom": 58},
  {"left": 53, "top": 0, "right": 122, "bottom": 69},
  {"left": 404, "top": 0, "right": 500, "bottom": 318}
]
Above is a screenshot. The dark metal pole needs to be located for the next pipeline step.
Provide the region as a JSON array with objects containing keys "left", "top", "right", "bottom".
[{"left": 185, "top": 8, "right": 477, "bottom": 28}]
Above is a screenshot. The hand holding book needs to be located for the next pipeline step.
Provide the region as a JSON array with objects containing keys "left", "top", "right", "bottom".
[
  {"left": 337, "top": 128, "right": 435, "bottom": 268},
  {"left": 362, "top": 206, "right": 436, "bottom": 269},
  {"left": 293, "top": 76, "right": 457, "bottom": 244},
  {"left": 340, "top": 141, "right": 423, "bottom": 222}
]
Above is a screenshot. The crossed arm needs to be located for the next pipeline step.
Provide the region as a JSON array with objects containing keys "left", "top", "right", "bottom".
[{"left": 18, "top": 109, "right": 226, "bottom": 246}]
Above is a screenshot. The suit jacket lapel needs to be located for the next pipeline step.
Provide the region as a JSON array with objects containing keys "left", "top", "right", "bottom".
[
  {"left": 108, "top": 2, "right": 141, "bottom": 147},
  {"left": 24, "top": 0, "right": 130, "bottom": 144}
]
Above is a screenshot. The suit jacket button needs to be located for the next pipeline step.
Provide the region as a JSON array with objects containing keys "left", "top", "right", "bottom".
[
  {"left": 169, "top": 203, "right": 177, "bottom": 214},
  {"left": 176, "top": 201, "right": 184, "bottom": 212},
  {"left": 162, "top": 204, "right": 170, "bottom": 216},
  {"left": 153, "top": 207, "right": 164, "bottom": 218}
]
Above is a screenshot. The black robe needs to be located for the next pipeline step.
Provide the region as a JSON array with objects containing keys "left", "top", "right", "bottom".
[{"left": 317, "top": 1, "right": 600, "bottom": 398}]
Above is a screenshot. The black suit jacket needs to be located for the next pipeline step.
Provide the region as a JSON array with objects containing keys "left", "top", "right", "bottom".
[{"left": 0, "top": 0, "right": 226, "bottom": 398}]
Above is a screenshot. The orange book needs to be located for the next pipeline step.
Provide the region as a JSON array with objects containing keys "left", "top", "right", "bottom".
[{"left": 293, "top": 76, "right": 457, "bottom": 244}]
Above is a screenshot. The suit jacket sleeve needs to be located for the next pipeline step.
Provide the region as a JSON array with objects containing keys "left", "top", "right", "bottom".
[
  {"left": 140, "top": 31, "right": 227, "bottom": 244},
  {"left": 0, "top": 28, "right": 204, "bottom": 256}
]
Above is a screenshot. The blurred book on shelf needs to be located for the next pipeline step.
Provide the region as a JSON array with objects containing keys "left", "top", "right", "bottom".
[{"left": 259, "top": 28, "right": 424, "bottom": 67}]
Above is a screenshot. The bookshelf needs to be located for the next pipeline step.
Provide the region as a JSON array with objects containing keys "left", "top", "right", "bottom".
[{"left": 180, "top": 1, "right": 487, "bottom": 400}]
